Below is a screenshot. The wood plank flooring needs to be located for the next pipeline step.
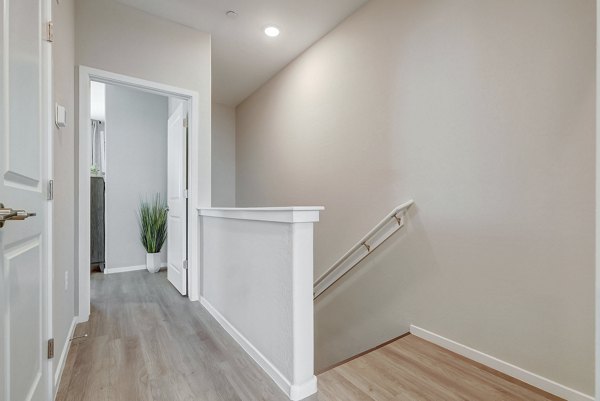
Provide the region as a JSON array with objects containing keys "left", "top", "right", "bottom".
[
  {"left": 56, "top": 270, "right": 313, "bottom": 401},
  {"left": 57, "top": 270, "right": 563, "bottom": 401},
  {"left": 318, "top": 335, "right": 563, "bottom": 401}
]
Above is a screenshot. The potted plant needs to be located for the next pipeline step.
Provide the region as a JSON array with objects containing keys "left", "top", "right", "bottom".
[{"left": 138, "top": 194, "right": 168, "bottom": 273}]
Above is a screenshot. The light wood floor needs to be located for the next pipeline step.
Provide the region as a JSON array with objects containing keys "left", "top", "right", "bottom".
[
  {"left": 57, "top": 270, "right": 562, "bottom": 401},
  {"left": 318, "top": 335, "right": 563, "bottom": 401},
  {"left": 56, "top": 270, "right": 312, "bottom": 401}
]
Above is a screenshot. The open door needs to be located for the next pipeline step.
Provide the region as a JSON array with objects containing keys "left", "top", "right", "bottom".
[
  {"left": 167, "top": 103, "right": 188, "bottom": 295},
  {"left": 0, "top": 0, "right": 51, "bottom": 399}
]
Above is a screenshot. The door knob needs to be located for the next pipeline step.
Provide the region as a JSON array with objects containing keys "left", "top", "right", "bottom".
[{"left": 0, "top": 203, "right": 37, "bottom": 228}]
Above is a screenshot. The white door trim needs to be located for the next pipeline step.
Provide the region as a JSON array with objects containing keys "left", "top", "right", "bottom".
[{"left": 77, "top": 66, "right": 206, "bottom": 322}]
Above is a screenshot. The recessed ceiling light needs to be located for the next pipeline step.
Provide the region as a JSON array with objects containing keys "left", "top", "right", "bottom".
[{"left": 264, "top": 26, "right": 280, "bottom": 38}]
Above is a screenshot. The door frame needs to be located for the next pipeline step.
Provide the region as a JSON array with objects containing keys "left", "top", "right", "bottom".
[{"left": 77, "top": 66, "right": 204, "bottom": 321}]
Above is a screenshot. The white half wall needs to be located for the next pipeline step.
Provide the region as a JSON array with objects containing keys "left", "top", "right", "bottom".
[
  {"left": 104, "top": 84, "right": 168, "bottom": 270},
  {"left": 199, "top": 207, "right": 323, "bottom": 400}
]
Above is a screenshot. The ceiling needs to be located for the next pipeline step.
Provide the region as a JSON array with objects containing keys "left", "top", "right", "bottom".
[{"left": 114, "top": 0, "right": 369, "bottom": 107}]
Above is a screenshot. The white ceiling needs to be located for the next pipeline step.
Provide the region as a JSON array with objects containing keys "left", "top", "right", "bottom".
[{"left": 114, "top": 0, "right": 369, "bottom": 107}]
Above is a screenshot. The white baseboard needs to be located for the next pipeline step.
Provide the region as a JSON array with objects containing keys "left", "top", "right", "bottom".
[
  {"left": 409, "top": 325, "right": 593, "bottom": 401},
  {"left": 103, "top": 264, "right": 146, "bottom": 274},
  {"left": 76, "top": 314, "right": 89, "bottom": 324},
  {"left": 103, "top": 263, "right": 167, "bottom": 275},
  {"left": 53, "top": 317, "right": 78, "bottom": 398},
  {"left": 200, "top": 297, "right": 317, "bottom": 401}
]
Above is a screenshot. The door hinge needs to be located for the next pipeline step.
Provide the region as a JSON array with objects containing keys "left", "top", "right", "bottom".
[
  {"left": 183, "top": 260, "right": 188, "bottom": 270},
  {"left": 45, "top": 21, "right": 54, "bottom": 43},
  {"left": 47, "top": 338, "right": 54, "bottom": 359},
  {"left": 183, "top": 116, "right": 188, "bottom": 129},
  {"left": 184, "top": 189, "right": 189, "bottom": 199},
  {"left": 47, "top": 180, "right": 54, "bottom": 200}
]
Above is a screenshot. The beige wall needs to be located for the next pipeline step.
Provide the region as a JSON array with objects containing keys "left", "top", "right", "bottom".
[
  {"left": 75, "top": 0, "right": 211, "bottom": 205},
  {"left": 597, "top": 1, "right": 600, "bottom": 397},
  {"left": 52, "top": 0, "right": 76, "bottom": 393},
  {"left": 75, "top": 0, "right": 211, "bottom": 107},
  {"left": 212, "top": 103, "right": 236, "bottom": 206},
  {"left": 236, "top": 0, "right": 595, "bottom": 395}
]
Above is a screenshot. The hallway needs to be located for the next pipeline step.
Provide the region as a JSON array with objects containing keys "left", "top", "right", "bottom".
[
  {"left": 57, "top": 271, "right": 564, "bottom": 401},
  {"left": 56, "top": 271, "right": 308, "bottom": 401}
]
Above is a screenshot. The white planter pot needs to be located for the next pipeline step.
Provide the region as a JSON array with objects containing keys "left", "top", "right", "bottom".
[{"left": 146, "top": 253, "right": 161, "bottom": 273}]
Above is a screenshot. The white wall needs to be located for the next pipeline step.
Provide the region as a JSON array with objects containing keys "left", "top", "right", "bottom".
[
  {"left": 105, "top": 84, "right": 168, "bottom": 269},
  {"left": 236, "top": 0, "right": 595, "bottom": 396},
  {"left": 212, "top": 103, "right": 236, "bottom": 206},
  {"left": 52, "top": 0, "right": 76, "bottom": 392}
]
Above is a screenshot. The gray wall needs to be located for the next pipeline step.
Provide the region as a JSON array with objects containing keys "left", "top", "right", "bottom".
[
  {"left": 105, "top": 85, "right": 168, "bottom": 269},
  {"left": 236, "top": 0, "right": 595, "bottom": 395},
  {"left": 212, "top": 103, "right": 236, "bottom": 206},
  {"left": 52, "top": 0, "right": 76, "bottom": 393}
]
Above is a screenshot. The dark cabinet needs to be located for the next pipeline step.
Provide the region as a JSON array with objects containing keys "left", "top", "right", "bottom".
[{"left": 91, "top": 176, "right": 105, "bottom": 269}]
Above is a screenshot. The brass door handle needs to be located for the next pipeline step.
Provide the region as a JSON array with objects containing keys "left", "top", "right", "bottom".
[{"left": 0, "top": 203, "right": 37, "bottom": 228}]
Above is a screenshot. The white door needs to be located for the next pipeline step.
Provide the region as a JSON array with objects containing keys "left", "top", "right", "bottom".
[
  {"left": 0, "top": 0, "right": 51, "bottom": 400},
  {"left": 167, "top": 104, "right": 187, "bottom": 295}
]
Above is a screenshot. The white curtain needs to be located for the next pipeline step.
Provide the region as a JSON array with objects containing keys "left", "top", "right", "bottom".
[{"left": 91, "top": 120, "right": 106, "bottom": 175}]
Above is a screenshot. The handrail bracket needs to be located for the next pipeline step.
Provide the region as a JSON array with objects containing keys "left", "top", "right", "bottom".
[
  {"left": 393, "top": 214, "right": 403, "bottom": 226},
  {"left": 313, "top": 200, "right": 414, "bottom": 300}
]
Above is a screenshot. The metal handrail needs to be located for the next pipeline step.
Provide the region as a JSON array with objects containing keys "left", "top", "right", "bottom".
[{"left": 313, "top": 200, "right": 414, "bottom": 299}]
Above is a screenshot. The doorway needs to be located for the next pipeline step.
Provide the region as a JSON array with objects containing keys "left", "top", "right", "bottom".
[
  {"left": 78, "top": 67, "right": 202, "bottom": 322},
  {"left": 89, "top": 81, "right": 187, "bottom": 283}
]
